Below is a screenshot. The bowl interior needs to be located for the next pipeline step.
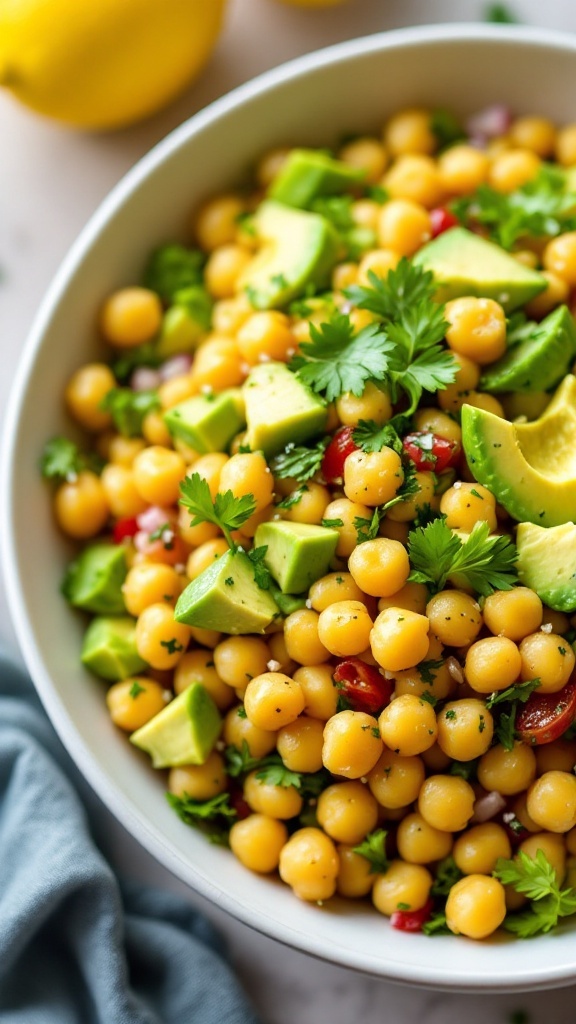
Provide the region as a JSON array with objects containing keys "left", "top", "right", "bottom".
[{"left": 5, "top": 25, "right": 576, "bottom": 990}]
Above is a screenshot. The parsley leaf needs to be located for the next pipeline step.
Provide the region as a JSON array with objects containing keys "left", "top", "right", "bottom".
[
  {"left": 256, "top": 763, "right": 302, "bottom": 788},
  {"left": 486, "top": 678, "right": 541, "bottom": 709},
  {"left": 143, "top": 243, "right": 204, "bottom": 303},
  {"left": 418, "top": 658, "right": 445, "bottom": 684},
  {"left": 486, "top": 679, "right": 541, "bottom": 751},
  {"left": 224, "top": 741, "right": 327, "bottom": 795},
  {"left": 494, "top": 849, "right": 576, "bottom": 937},
  {"left": 431, "top": 856, "right": 463, "bottom": 897},
  {"left": 352, "top": 829, "right": 389, "bottom": 874},
  {"left": 422, "top": 912, "right": 451, "bottom": 936},
  {"left": 449, "top": 759, "right": 479, "bottom": 781},
  {"left": 40, "top": 437, "right": 104, "bottom": 481},
  {"left": 407, "top": 517, "right": 518, "bottom": 596},
  {"left": 179, "top": 473, "right": 256, "bottom": 550},
  {"left": 452, "top": 166, "right": 576, "bottom": 250},
  {"left": 111, "top": 342, "right": 160, "bottom": 383},
  {"left": 276, "top": 485, "right": 308, "bottom": 510},
  {"left": 248, "top": 545, "right": 272, "bottom": 590},
  {"left": 166, "top": 791, "right": 236, "bottom": 846},
  {"left": 346, "top": 259, "right": 437, "bottom": 321},
  {"left": 99, "top": 388, "right": 160, "bottom": 437},
  {"left": 352, "top": 416, "right": 408, "bottom": 455},
  {"left": 290, "top": 314, "right": 395, "bottom": 403},
  {"left": 430, "top": 108, "right": 466, "bottom": 150},
  {"left": 270, "top": 437, "right": 329, "bottom": 484},
  {"left": 354, "top": 461, "right": 419, "bottom": 543}
]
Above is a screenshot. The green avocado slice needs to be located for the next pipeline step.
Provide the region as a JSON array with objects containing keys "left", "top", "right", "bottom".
[
  {"left": 243, "top": 361, "right": 327, "bottom": 457},
  {"left": 480, "top": 305, "right": 576, "bottom": 394},
  {"left": 174, "top": 549, "right": 279, "bottom": 634},
  {"left": 516, "top": 522, "right": 576, "bottom": 612},
  {"left": 269, "top": 148, "right": 366, "bottom": 208},
  {"left": 130, "top": 683, "right": 221, "bottom": 768},
  {"left": 461, "top": 374, "right": 576, "bottom": 527},
  {"left": 164, "top": 389, "right": 245, "bottom": 454},
  {"left": 62, "top": 543, "right": 127, "bottom": 615},
  {"left": 255, "top": 520, "right": 339, "bottom": 594},
  {"left": 81, "top": 616, "right": 147, "bottom": 682}
]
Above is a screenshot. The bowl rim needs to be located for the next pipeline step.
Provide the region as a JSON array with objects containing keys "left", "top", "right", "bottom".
[{"left": 5, "top": 21, "right": 576, "bottom": 991}]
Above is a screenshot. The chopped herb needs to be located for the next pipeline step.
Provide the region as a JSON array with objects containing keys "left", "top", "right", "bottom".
[
  {"left": 487, "top": 678, "right": 541, "bottom": 751},
  {"left": 247, "top": 545, "right": 272, "bottom": 591},
  {"left": 371, "top": 726, "right": 381, "bottom": 738},
  {"left": 431, "top": 856, "right": 463, "bottom": 897},
  {"left": 418, "top": 658, "right": 444, "bottom": 684},
  {"left": 290, "top": 313, "right": 395, "bottom": 403},
  {"left": 40, "top": 437, "right": 104, "bottom": 481},
  {"left": 352, "top": 416, "right": 409, "bottom": 455},
  {"left": 166, "top": 791, "right": 236, "bottom": 846},
  {"left": 407, "top": 517, "right": 518, "bottom": 596},
  {"left": 422, "top": 912, "right": 451, "bottom": 936},
  {"left": 365, "top": 184, "right": 389, "bottom": 204},
  {"left": 494, "top": 849, "right": 576, "bottom": 937},
  {"left": 179, "top": 472, "right": 256, "bottom": 551},
  {"left": 225, "top": 577, "right": 234, "bottom": 586},
  {"left": 445, "top": 709, "right": 457, "bottom": 721},
  {"left": 352, "top": 829, "right": 389, "bottom": 874},
  {"left": 396, "top": 902, "right": 411, "bottom": 911},
  {"left": 111, "top": 342, "right": 160, "bottom": 383},
  {"left": 469, "top": 488, "right": 483, "bottom": 499},
  {"left": 149, "top": 522, "right": 174, "bottom": 548},
  {"left": 486, "top": 678, "right": 541, "bottom": 709},
  {"left": 449, "top": 759, "right": 478, "bottom": 780},
  {"left": 129, "top": 680, "right": 146, "bottom": 699},
  {"left": 485, "top": 2, "right": 519, "bottom": 23},
  {"left": 430, "top": 108, "right": 466, "bottom": 150},
  {"left": 559, "top": 646, "right": 567, "bottom": 656},
  {"left": 160, "top": 638, "right": 184, "bottom": 655},
  {"left": 143, "top": 243, "right": 204, "bottom": 302},
  {"left": 479, "top": 714, "right": 486, "bottom": 733},
  {"left": 270, "top": 437, "right": 330, "bottom": 484},
  {"left": 236, "top": 706, "right": 247, "bottom": 719},
  {"left": 322, "top": 517, "right": 344, "bottom": 528},
  {"left": 100, "top": 388, "right": 160, "bottom": 438},
  {"left": 276, "top": 485, "right": 308, "bottom": 510},
  {"left": 419, "top": 691, "right": 438, "bottom": 708}
]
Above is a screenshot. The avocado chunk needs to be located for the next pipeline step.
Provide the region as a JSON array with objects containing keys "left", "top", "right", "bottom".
[
  {"left": 481, "top": 305, "right": 576, "bottom": 394},
  {"left": 461, "top": 374, "right": 576, "bottom": 527},
  {"left": 238, "top": 199, "right": 340, "bottom": 309},
  {"left": 164, "top": 389, "right": 245, "bottom": 453},
  {"left": 254, "top": 520, "right": 339, "bottom": 594},
  {"left": 62, "top": 543, "right": 127, "bottom": 615},
  {"left": 413, "top": 226, "right": 546, "bottom": 312},
  {"left": 269, "top": 583, "right": 308, "bottom": 616},
  {"left": 175, "top": 549, "right": 279, "bottom": 634},
  {"left": 244, "top": 361, "right": 327, "bottom": 457},
  {"left": 516, "top": 522, "right": 576, "bottom": 612},
  {"left": 81, "top": 616, "right": 147, "bottom": 682},
  {"left": 269, "top": 148, "right": 366, "bottom": 208},
  {"left": 156, "top": 286, "right": 212, "bottom": 357},
  {"left": 130, "top": 683, "right": 221, "bottom": 768}
]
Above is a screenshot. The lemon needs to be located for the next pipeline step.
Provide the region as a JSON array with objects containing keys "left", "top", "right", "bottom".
[{"left": 0, "top": 0, "right": 227, "bottom": 130}]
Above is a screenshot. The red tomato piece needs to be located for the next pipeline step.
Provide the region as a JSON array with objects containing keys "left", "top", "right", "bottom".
[
  {"left": 321, "top": 427, "right": 359, "bottom": 483},
  {"left": 112, "top": 516, "right": 139, "bottom": 543},
  {"left": 402, "top": 431, "right": 460, "bottom": 473},
  {"left": 333, "top": 657, "right": 392, "bottom": 715},
  {"left": 391, "top": 898, "right": 434, "bottom": 933},
  {"left": 430, "top": 207, "right": 459, "bottom": 237},
  {"left": 228, "top": 785, "right": 251, "bottom": 820},
  {"left": 516, "top": 676, "right": 576, "bottom": 746}
]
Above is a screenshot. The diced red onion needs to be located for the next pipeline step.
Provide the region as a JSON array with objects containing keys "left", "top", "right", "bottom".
[
  {"left": 136, "top": 505, "right": 173, "bottom": 533},
  {"left": 472, "top": 790, "right": 507, "bottom": 824},
  {"left": 133, "top": 530, "right": 150, "bottom": 553},
  {"left": 466, "top": 104, "right": 512, "bottom": 142},
  {"left": 130, "top": 367, "right": 162, "bottom": 391},
  {"left": 159, "top": 354, "right": 193, "bottom": 380}
]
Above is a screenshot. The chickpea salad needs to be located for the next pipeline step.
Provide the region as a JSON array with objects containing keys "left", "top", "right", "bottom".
[{"left": 42, "top": 104, "right": 576, "bottom": 942}]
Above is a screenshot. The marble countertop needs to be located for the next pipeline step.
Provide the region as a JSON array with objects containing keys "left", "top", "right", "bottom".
[{"left": 2, "top": 0, "right": 576, "bottom": 1020}]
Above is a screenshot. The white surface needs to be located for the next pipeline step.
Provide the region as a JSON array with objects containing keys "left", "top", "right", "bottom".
[{"left": 3, "top": 2, "right": 576, "bottom": 1021}]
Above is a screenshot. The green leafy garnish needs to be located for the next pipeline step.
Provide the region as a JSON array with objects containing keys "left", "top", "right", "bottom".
[
  {"left": 129, "top": 680, "right": 146, "bottom": 699},
  {"left": 99, "top": 388, "right": 160, "bottom": 438},
  {"left": 494, "top": 849, "right": 576, "bottom": 936},
  {"left": 484, "top": 2, "right": 518, "bottom": 22},
  {"left": 111, "top": 342, "right": 160, "bottom": 383},
  {"left": 166, "top": 791, "right": 236, "bottom": 846},
  {"left": 276, "top": 485, "right": 308, "bottom": 510},
  {"left": 143, "top": 243, "right": 204, "bottom": 303},
  {"left": 256, "top": 763, "right": 302, "bottom": 788},
  {"left": 346, "top": 258, "right": 437, "bottom": 321},
  {"left": 40, "top": 437, "right": 104, "bottom": 481},
  {"left": 407, "top": 517, "right": 518, "bottom": 596},
  {"left": 172, "top": 284, "right": 213, "bottom": 332},
  {"left": 449, "top": 759, "right": 479, "bottom": 780},
  {"left": 422, "top": 912, "right": 451, "bottom": 936},
  {"left": 430, "top": 108, "right": 466, "bottom": 150},
  {"left": 247, "top": 545, "right": 272, "bottom": 591},
  {"left": 452, "top": 166, "right": 576, "bottom": 250},
  {"left": 225, "top": 741, "right": 327, "bottom": 794},
  {"left": 179, "top": 473, "right": 256, "bottom": 550},
  {"left": 352, "top": 829, "right": 389, "bottom": 874},
  {"left": 431, "top": 856, "right": 463, "bottom": 896},
  {"left": 354, "top": 462, "right": 418, "bottom": 543},
  {"left": 486, "top": 678, "right": 541, "bottom": 751},
  {"left": 418, "top": 658, "right": 445, "bottom": 684},
  {"left": 290, "top": 314, "right": 395, "bottom": 403},
  {"left": 352, "top": 416, "right": 408, "bottom": 455},
  {"left": 270, "top": 437, "right": 329, "bottom": 484},
  {"left": 486, "top": 678, "right": 541, "bottom": 709}
]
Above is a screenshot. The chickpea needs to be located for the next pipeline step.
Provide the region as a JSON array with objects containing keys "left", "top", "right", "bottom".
[
  {"left": 168, "top": 751, "right": 227, "bottom": 802},
  {"left": 437, "top": 698, "right": 494, "bottom": 761},
  {"left": 108, "top": 435, "right": 146, "bottom": 467},
  {"left": 525, "top": 271, "right": 570, "bottom": 319},
  {"left": 213, "top": 636, "right": 270, "bottom": 692},
  {"left": 122, "top": 563, "right": 182, "bottom": 617},
  {"left": 336, "top": 381, "right": 392, "bottom": 428},
  {"left": 283, "top": 608, "right": 330, "bottom": 666},
  {"left": 446, "top": 875, "right": 506, "bottom": 939},
  {"left": 173, "top": 649, "right": 234, "bottom": 710},
  {"left": 100, "top": 287, "right": 162, "bottom": 348},
  {"left": 135, "top": 603, "right": 190, "bottom": 669},
  {"left": 444, "top": 296, "right": 507, "bottom": 365},
  {"left": 519, "top": 633, "right": 575, "bottom": 693},
  {"left": 541, "top": 609, "right": 570, "bottom": 635},
  {"left": 378, "top": 517, "right": 410, "bottom": 545},
  {"left": 464, "top": 391, "right": 505, "bottom": 418},
  {"left": 348, "top": 538, "right": 410, "bottom": 599},
  {"left": 372, "top": 861, "right": 432, "bottom": 917},
  {"left": 293, "top": 664, "right": 338, "bottom": 721},
  {"left": 367, "top": 749, "right": 425, "bottom": 809},
  {"left": 384, "top": 154, "right": 443, "bottom": 208},
  {"left": 438, "top": 144, "right": 490, "bottom": 194},
  {"left": 543, "top": 232, "right": 576, "bottom": 286},
  {"left": 218, "top": 452, "right": 273, "bottom": 513},
  {"left": 377, "top": 581, "right": 428, "bottom": 617},
  {"left": 186, "top": 537, "right": 228, "bottom": 580},
  {"left": 100, "top": 464, "right": 147, "bottom": 519},
  {"left": 158, "top": 374, "right": 197, "bottom": 410},
  {"left": 536, "top": 739, "right": 576, "bottom": 776},
  {"left": 279, "top": 828, "right": 339, "bottom": 902},
  {"left": 518, "top": 832, "right": 566, "bottom": 884},
  {"left": 322, "top": 497, "right": 373, "bottom": 557},
  {"left": 189, "top": 625, "right": 221, "bottom": 650},
  {"left": 132, "top": 446, "right": 186, "bottom": 506},
  {"left": 339, "top": 136, "right": 388, "bottom": 181},
  {"left": 189, "top": 452, "right": 229, "bottom": 499},
  {"left": 54, "top": 472, "right": 109, "bottom": 539},
  {"left": 556, "top": 124, "right": 576, "bottom": 166},
  {"left": 394, "top": 662, "right": 455, "bottom": 703},
  {"left": 453, "top": 823, "right": 511, "bottom": 876},
  {"left": 418, "top": 775, "right": 476, "bottom": 832},
  {"left": 195, "top": 194, "right": 245, "bottom": 251},
  {"left": 370, "top": 607, "right": 430, "bottom": 672},
  {"left": 357, "top": 248, "right": 398, "bottom": 285},
  {"left": 223, "top": 704, "right": 277, "bottom": 758},
  {"left": 190, "top": 336, "right": 245, "bottom": 392},
  {"left": 438, "top": 352, "right": 481, "bottom": 413},
  {"left": 426, "top": 590, "right": 483, "bottom": 648},
  {"left": 276, "top": 715, "right": 324, "bottom": 774},
  {"left": 106, "top": 677, "right": 168, "bottom": 731},
  {"left": 509, "top": 116, "right": 556, "bottom": 157},
  {"left": 230, "top": 814, "right": 288, "bottom": 874},
  {"left": 268, "top": 632, "right": 297, "bottom": 677},
  {"left": 482, "top": 588, "right": 543, "bottom": 640},
  {"left": 527, "top": 771, "right": 576, "bottom": 833},
  {"left": 212, "top": 294, "right": 253, "bottom": 335},
  {"left": 332, "top": 262, "right": 359, "bottom": 291},
  {"left": 236, "top": 311, "right": 295, "bottom": 365},
  {"left": 440, "top": 482, "right": 497, "bottom": 533},
  {"left": 322, "top": 710, "right": 383, "bottom": 779},
  {"left": 244, "top": 770, "right": 303, "bottom": 820},
  {"left": 336, "top": 844, "right": 376, "bottom": 898},
  {"left": 142, "top": 410, "right": 172, "bottom": 447},
  {"left": 204, "top": 244, "right": 252, "bottom": 299},
  {"left": 378, "top": 694, "right": 438, "bottom": 757},
  {"left": 317, "top": 600, "right": 373, "bottom": 658},
  {"left": 65, "top": 363, "right": 115, "bottom": 431},
  {"left": 377, "top": 199, "right": 432, "bottom": 256},
  {"left": 343, "top": 447, "right": 403, "bottom": 507},
  {"left": 489, "top": 149, "right": 541, "bottom": 193},
  {"left": 243, "top": 672, "right": 305, "bottom": 731},
  {"left": 384, "top": 109, "right": 436, "bottom": 157},
  {"left": 465, "top": 636, "right": 522, "bottom": 695},
  {"left": 386, "top": 471, "right": 436, "bottom": 524},
  {"left": 478, "top": 741, "right": 537, "bottom": 796},
  {"left": 317, "top": 781, "right": 379, "bottom": 845},
  {"left": 414, "top": 407, "right": 462, "bottom": 445},
  {"left": 309, "top": 572, "right": 365, "bottom": 612},
  {"left": 396, "top": 812, "right": 453, "bottom": 865},
  {"left": 282, "top": 482, "right": 331, "bottom": 525}
]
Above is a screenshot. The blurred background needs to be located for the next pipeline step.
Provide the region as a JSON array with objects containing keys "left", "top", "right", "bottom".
[{"left": 2, "top": 1, "right": 576, "bottom": 1021}]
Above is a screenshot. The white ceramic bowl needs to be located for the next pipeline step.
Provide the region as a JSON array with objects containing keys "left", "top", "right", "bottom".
[{"left": 5, "top": 23, "right": 576, "bottom": 992}]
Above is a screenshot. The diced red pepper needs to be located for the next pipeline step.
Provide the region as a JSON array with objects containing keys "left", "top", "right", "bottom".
[
  {"left": 333, "top": 657, "right": 393, "bottom": 715},
  {"left": 516, "top": 676, "right": 576, "bottom": 746},
  {"left": 391, "top": 898, "right": 434, "bottom": 933},
  {"left": 402, "top": 431, "right": 460, "bottom": 473},
  {"left": 430, "top": 207, "right": 459, "bottom": 238},
  {"left": 321, "top": 426, "right": 359, "bottom": 483},
  {"left": 112, "top": 516, "right": 139, "bottom": 543}
]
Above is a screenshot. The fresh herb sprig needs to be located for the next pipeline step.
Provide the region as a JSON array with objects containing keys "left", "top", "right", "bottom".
[
  {"left": 270, "top": 437, "right": 329, "bottom": 484},
  {"left": 100, "top": 388, "right": 160, "bottom": 437},
  {"left": 166, "top": 791, "right": 237, "bottom": 846},
  {"left": 407, "top": 517, "right": 519, "bottom": 596},
  {"left": 40, "top": 437, "right": 104, "bottom": 481},
  {"left": 494, "top": 849, "right": 576, "bottom": 937},
  {"left": 486, "top": 678, "right": 541, "bottom": 750},
  {"left": 290, "top": 315, "right": 395, "bottom": 403},
  {"left": 225, "top": 740, "right": 327, "bottom": 794},
  {"left": 352, "top": 829, "right": 389, "bottom": 874},
  {"left": 179, "top": 473, "right": 256, "bottom": 550}
]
